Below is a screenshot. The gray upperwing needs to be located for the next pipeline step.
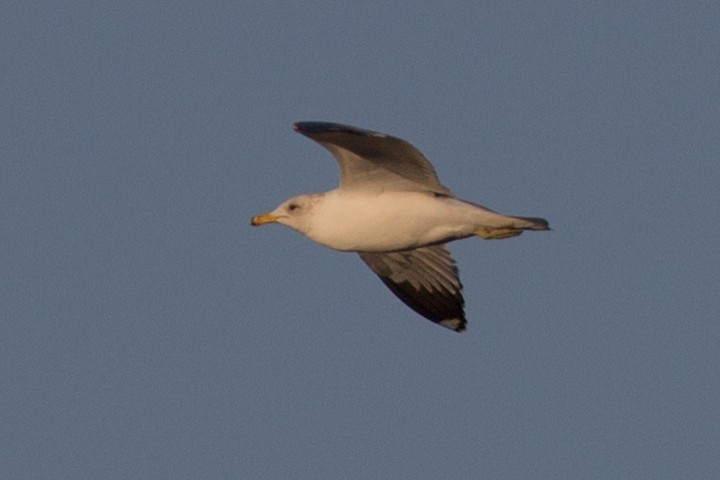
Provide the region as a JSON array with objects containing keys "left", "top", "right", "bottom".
[
  {"left": 358, "top": 245, "right": 466, "bottom": 332},
  {"left": 293, "top": 122, "right": 453, "bottom": 195}
]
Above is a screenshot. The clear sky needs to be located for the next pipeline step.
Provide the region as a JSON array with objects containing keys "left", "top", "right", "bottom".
[{"left": 3, "top": 2, "right": 719, "bottom": 479}]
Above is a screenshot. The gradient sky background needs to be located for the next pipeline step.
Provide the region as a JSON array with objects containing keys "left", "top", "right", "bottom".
[{"left": 3, "top": 2, "right": 719, "bottom": 479}]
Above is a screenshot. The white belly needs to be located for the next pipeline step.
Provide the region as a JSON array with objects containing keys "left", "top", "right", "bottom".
[{"left": 305, "top": 190, "right": 482, "bottom": 252}]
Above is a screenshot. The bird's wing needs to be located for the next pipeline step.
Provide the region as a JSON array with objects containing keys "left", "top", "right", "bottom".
[
  {"left": 358, "top": 245, "right": 466, "bottom": 332},
  {"left": 293, "top": 122, "right": 452, "bottom": 195}
]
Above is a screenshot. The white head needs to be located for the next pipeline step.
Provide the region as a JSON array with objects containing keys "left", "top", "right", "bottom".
[{"left": 250, "top": 193, "right": 322, "bottom": 235}]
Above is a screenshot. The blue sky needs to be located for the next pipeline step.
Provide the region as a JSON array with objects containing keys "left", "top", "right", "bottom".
[{"left": 3, "top": 2, "right": 719, "bottom": 478}]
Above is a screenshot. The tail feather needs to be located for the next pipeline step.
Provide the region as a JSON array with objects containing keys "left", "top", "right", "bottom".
[
  {"left": 513, "top": 216, "right": 550, "bottom": 231},
  {"left": 475, "top": 215, "right": 550, "bottom": 240}
]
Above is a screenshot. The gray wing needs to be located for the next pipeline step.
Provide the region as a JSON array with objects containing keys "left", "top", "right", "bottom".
[
  {"left": 293, "top": 122, "right": 452, "bottom": 195},
  {"left": 358, "top": 245, "right": 466, "bottom": 332}
]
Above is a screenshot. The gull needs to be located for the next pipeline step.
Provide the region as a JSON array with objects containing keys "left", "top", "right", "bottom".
[{"left": 251, "top": 122, "right": 549, "bottom": 332}]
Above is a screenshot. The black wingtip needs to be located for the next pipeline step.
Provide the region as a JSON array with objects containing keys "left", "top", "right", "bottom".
[{"left": 293, "top": 121, "right": 387, "bottom": 138}]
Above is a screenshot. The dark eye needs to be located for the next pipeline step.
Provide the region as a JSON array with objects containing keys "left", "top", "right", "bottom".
[{"left": 288, "top": 203, "right": 299, "bottom": 212}]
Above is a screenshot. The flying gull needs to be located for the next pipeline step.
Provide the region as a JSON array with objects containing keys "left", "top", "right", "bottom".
[{"left": 251, "top": 122, "right": 549, "bottom": 332}]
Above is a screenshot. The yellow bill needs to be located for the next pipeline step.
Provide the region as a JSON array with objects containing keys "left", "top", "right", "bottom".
[{"left": 250, "top": 213, "right": 279, "bottom": 226}]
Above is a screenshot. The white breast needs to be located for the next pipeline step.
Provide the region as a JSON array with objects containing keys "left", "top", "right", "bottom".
[{"left": 304, "top": 190, "right": 479, "bottom": 252}]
